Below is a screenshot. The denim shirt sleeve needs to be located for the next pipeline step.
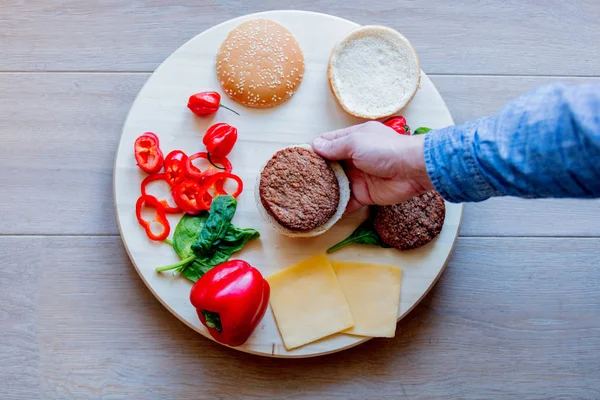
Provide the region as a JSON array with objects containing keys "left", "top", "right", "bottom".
[{"left": 424, "top": 83, "right": 600, "bottom": 203}]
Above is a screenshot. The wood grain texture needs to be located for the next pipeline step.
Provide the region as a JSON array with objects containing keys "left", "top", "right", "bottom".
[
  {"left": 0, "top": 73, "right": 147, "bottom": 236},
  {"left": 1, "top": 1, "right": 599, "bottom": 75},
  {"left": 0, "top": 240, "right": 40, "bottom": 399},
  {"left": 0, "top": 236, "right": 598, "bottom": 399},
  {"left": 0, "top": 1, "right": 597, "bottom": 398},
  {"left": 0, "top": 73, "right": 598, "bottom": 236}
]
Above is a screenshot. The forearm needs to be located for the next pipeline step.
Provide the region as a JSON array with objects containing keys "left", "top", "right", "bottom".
[{"left": 424, "top": 83, "right": 600, "bottom": 202}]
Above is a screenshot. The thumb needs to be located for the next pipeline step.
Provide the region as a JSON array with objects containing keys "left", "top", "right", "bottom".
[{"left": 312, "top": 135, "right": 354, "bottom": 160}]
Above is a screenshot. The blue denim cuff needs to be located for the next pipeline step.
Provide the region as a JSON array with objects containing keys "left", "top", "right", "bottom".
[{"left": 423, "top": 121, "right": 503, "bottom": 203}]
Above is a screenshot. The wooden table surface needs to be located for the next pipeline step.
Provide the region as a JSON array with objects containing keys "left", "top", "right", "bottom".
[{"left": 1, "top": 1, "right": 599, "bottom": 399}]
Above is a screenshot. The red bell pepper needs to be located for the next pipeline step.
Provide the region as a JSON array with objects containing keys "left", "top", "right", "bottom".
[
  {"left": 203, "top": 122, "right": 238, "bottom": 158},
  {"left": 134, "top": 132, "right": 164, "bottom": 173},
  {"left": 383, "top": 116, "right": 411, "bottom": 135},
  {"left": 187, "top": 91, "right": 239, "bottom": 116},
  {"left": 135, "top": 195, "right": 170, "bottom": 241},
  {"left": 190, "top": 260, "right": 270, "bottom": 347}
]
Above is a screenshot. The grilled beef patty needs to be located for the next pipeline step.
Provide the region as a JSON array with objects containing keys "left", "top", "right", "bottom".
[
  {"left": 374, "top": 191, "right": 446, "bottom": 250},
  {"left": 259, "top": 147, "right": 340, "bottom": 231}
]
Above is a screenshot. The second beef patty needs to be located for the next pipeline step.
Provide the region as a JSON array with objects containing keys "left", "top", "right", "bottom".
[{"left": 259, "top": 147, "right": 340, "bottom": 231}]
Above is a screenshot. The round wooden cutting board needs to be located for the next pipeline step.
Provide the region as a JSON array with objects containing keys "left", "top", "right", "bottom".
[{"left": 114, "top": 10, "right": 463, "bottom": 358}]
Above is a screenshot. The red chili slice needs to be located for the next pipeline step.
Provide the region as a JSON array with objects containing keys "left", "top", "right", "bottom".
[
  {"left": 140, "top": 173, "right": 181, "bottom": 213},
  {"left": 135, "top": 195, "right": 170, "bottom": 241},
  {"left": 164, "top": 150, "right": 188, "bottom": 186},
  {"left": 134, "top": 132, "right": 164, "bottom": 174},
  {"left": 171, "top": 179, "right": 208, "bottom": 215},
  {"left": 200, "top": 191, "right": 215, "bottom": 210},
  {"left": 208, "top": 172, "right": 244, "bottom": 198},
  {"left": 185, "top": 152, "right": 233, "bottom": 181}
]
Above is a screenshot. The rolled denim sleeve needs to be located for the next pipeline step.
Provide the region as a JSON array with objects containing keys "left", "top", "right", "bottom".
[{"left": 424, "top": 83, "right": 600, "bottom": 203}]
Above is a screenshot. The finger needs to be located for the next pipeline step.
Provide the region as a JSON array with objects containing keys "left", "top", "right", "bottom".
[
  {"left": 318, "top": 123, "right": 365, "bottom": 141},
  {"left": 312, "top": 135, "right": 354, "bottom": 160},
  {"left": 343, "top": 164, "right": 376, "bottom": 208},
  {"left": 343, "top": 195, "right": 365, "bottom": 216}
]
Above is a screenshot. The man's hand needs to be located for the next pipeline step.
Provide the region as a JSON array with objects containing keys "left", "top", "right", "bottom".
[{"left": 312, "top": 121, "right": 434, "bottom": 214}]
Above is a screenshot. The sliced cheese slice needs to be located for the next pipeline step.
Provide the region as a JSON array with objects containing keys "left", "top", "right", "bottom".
[
  {"left": 331, "top": 261, "right": 402, "bottom": 338},
  {"left": 267, "top": 254, "right": 354, "bottom": 350}
]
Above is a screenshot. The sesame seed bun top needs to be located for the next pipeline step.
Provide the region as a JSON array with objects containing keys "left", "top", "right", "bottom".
[{"left": 216, "top": 19, "right": 305, "bottom": 108}]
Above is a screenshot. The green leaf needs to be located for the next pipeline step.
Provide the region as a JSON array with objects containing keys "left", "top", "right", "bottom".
[
  {"left": 156, "top": 213, "right": 207, "bottom": 273},
  {"left": 157, "top": 195, "right": 260, "bottom": 282},
  {"left": 191, "top": 195, "right": 237, "bottom": 258},
  {"left": 181, "top": 260, "right": 213, "bottom": 282},
  {"left": 173, "top": 213, "right": 208, "bottom": 259},
  {"left": 413, "top": 127, "right": 432, "bottom": 135},
  {"left": 326, "top": 213, "right": 390, "bottom": 253},
  {"left": 201, "top": 310, "right": 223, "bottom": 332},
  {"left": 197, "top": 226, "right": 260, "bottom": 267},
  {"left": 155, "top": 254, "right": 196, "bottom": 272}
]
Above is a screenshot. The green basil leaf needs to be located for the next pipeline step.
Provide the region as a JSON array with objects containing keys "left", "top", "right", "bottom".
[
  {"left": 413, "top": 127, "right": 432, "bottom": 135},
  {"left": 197, "top": 226, "right": 260, "bottom": 267},
  {"left": 158, "top": 195, "right": 260, "bottom": 282},
  {"left": 172, "top": 212, "right": 208, "bottom": 259},
  {"left": 327, "top": 212, "right": 390, "bottom": 253},
  {"left": 191, "top": 195, "right": 237, "bottom": 258},
  {"left": 181, "top": 260, "right": 213, "bottom": 283}
]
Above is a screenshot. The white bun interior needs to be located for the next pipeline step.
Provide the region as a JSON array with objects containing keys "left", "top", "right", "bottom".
[{"left": 328, "top": 25, "right": 421, "bottom": 119}]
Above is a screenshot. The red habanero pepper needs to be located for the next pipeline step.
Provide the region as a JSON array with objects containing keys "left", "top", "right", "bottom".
[
  {"left": 140, "top": 173, "right": 181, "bottom": 213},
  {"left": 134, "top": 132, "right": 164, "bottom": 174},
  {"left": 185, "top": 151, "right": 233, "bottom": 181},
  {"left": 383, "top": 116, "right": 411, "bottom": 135},
  {"left": 190, "top": 260, "right": 270, "bottom": 347},
  {"left": 164, "top": 150, "right": 189, "bottom": 186},
  {"left": 171, "top": 179, "right": 208, "bottom": 215},
  {"left": 135, "top": 195, "right": 170, "bottom": 241},
  {"left": 203, "top": 123, "right": 238, "bottom": 158},
  {"left": 187, "top": 91, "right": 239, "bottom": 116}
]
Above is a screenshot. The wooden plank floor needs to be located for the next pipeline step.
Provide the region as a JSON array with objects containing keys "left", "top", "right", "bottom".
[{"left": 1, "top": 1, "right": 599, "bottom": 399}]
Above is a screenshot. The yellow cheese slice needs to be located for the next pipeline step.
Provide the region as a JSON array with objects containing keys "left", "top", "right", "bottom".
[
  {"left": 267, "top": 254, "right": 354, "bottom": 350},
  {"left": 331, "top": 261, "right": 402, "bottom": 338}
]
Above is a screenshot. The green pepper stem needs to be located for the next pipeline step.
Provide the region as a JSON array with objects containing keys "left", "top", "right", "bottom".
[
  {"left": 201, "top": 310, "right": 223, "bottom": 332},
  {"left": 207, "top": 153, "right": 226, "bottom": 170},
  {"left": 219, "top": 103, "right": 240, "bottom": 116},
  {"left": 155, "top": 255, "right": 196, "bottom": 272}
]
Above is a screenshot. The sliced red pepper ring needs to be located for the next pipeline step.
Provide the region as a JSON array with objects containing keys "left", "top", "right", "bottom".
[
  {"left": 135, "top": 195, "right": 170, "bottom": 241},
  {"left": 134, "top": 132, "right": 164, "bottom": 174},
  {"left": 172, "top": 179, "right": 209, "bottom": 215},
  {"left": 140, "top": 173, "right": 181, "bottom": 213},
  {"left": 185, "top": 152, "right": 233, "bottom": 181},
  {"left": 197, "top": 190, "right": 214, "bottom": 210},
  {"left": 164, "top": 150, "right": 189, "bottom": 187},
  {"left": 208, "top": 172, "right": 244, "bottom": 198}
]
